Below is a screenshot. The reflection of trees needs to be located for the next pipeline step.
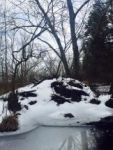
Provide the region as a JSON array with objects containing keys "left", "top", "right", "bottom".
[
  {"left": 58, "top": 128, "right": 98, "bottom": 150},
  {"left": 81, "top": 130, "right": 88, "bottom": 150},
  {"left": 58, "top": 136, "right": 74, "bottom": 150},
  {"left": 87, "top": 128, "right": 97, "bottom": 150},
  {"left": 58, "top": 136, "right": 81, "bottom": 150}
]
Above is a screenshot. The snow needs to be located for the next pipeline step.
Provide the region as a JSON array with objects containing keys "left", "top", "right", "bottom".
[
  {"left": 0, "top": 78, "right": 113, "bottom": 136},
  {"left": 107, "top": 23, "right": 113, "bottom": 29}
]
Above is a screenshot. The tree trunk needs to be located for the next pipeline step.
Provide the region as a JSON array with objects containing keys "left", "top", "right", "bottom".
[
  {"left": 67, "top": 0, "right": 80, "bottom": 78},
  {"left": 4, "top": 0, "right": 8, "bottom": 86},
  {"left": 53, "top": 31, "right": 70, "bottom": 77}
]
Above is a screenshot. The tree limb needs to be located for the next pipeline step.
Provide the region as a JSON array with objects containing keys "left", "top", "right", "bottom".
[{"left": 74, "top": 0, "right": 91, "bottom": 19}]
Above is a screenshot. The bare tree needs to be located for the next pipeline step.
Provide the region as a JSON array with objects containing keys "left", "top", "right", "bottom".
[
  {"left": 33, "top": 0, "right": 91, "bottom": 77},
  {"left": 34, "top": 0, "right": 70, "bottom": 76},
  {"left": 8, "top": 0, "right": 92, "bottom": 78},
  {"left": 67, "top": 0, "right": 91, "bottom": 78},
  {"left": 4, "top": 0, "right": 8, "bottom": 83}
]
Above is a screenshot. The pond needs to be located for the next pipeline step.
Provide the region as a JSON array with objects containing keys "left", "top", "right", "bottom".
[{"left": 0, "top": 126, "right": 113, "bottom": 150}]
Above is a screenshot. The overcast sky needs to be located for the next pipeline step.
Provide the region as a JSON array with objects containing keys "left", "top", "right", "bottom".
[{"left": 0, "top": 0, "right": 94, "bottom": 63}]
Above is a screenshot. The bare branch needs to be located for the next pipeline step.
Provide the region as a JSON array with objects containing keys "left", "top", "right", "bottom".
[
  {"left": 14, "top": 28, "right": 46, "bottom": 53},
  {"left": 74, "top": 0, "right": 91, "bottom": 19},
  {"left": 38, "top": 37, "right": 61, "bottom": 59}
]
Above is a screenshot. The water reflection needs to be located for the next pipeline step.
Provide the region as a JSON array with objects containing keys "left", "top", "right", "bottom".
[
  {"left": 58, "top": 127, "right": 113, "bottom": 150},
  {"left": 58, "top": 127, "right": 97, "bottom": 150},
  {"left": 0, "top": 126, "right": 113, "bottom": 150}
]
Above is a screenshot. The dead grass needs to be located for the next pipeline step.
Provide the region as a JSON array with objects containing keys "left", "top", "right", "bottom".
[
  {"left": 0, "top": 82, "right": 29, "bottom": 95},
  {"left": 0, "top": 115, "right": 19, "bottom": 132}
]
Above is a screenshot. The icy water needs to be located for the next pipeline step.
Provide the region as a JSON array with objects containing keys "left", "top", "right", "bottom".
[{"left": 0, "top": 126, "right": 113, "bottom": 150}]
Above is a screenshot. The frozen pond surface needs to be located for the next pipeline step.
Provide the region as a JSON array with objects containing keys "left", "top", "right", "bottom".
[{"left": 0, "top": 126, "right": 113, "bottom": 150}]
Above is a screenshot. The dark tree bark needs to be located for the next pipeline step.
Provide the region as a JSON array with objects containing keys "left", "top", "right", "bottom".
[
  {"left": 67, "top": 0, "right": 90, "bottom": 78},
  {"left": 67, "top": 0, "right": 80, "bottom": 78}
]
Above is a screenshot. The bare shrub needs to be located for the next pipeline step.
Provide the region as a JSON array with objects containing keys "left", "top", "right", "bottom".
[{"left": 0, "top": 115, "right": 19, "bottom": 132}]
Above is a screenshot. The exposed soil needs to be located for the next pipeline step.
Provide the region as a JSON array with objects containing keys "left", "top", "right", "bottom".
[
  {"left": 51, "top": 94, "right": 71, "bottom": 105},
  {"left": 29, "top": 101, "right": 37, "bottom": 105},
  {"left": 18, "top": 90, "right": 37, "bottom": 98},
  {"left": 64, "top": 113, "right": 74, "bottom": 118},
  {"left": 90, "top": 98, "right": 101, "bottom": 105},
  {"left": 51, "top": 81, "right": 89, "bottom": 103},
  {"left": 105, "top": 98, "right": 113, "bottom": 108}
]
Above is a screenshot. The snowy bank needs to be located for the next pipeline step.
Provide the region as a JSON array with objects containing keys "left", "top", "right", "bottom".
[{"left": 0, "top": 78, "right": 112, "bottom": 135}]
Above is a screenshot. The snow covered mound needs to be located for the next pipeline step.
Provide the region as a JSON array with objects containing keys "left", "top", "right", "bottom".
[{"left": 0, "top": 78, "right": 113, "bottom": 135}]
